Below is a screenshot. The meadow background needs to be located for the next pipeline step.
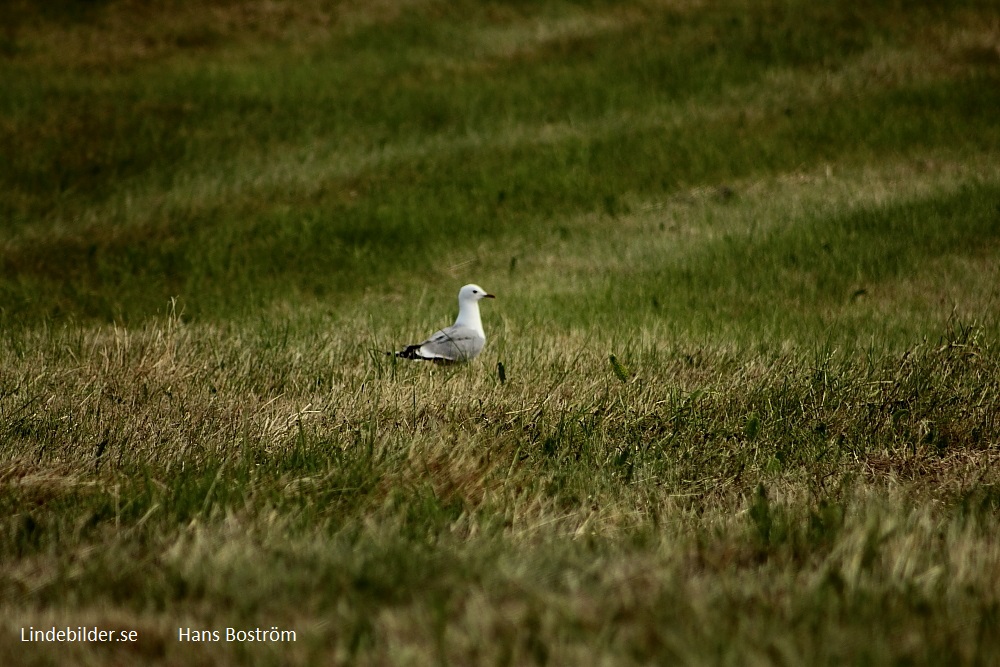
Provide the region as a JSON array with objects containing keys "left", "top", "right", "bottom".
[{"left": 2, "top": 0, "right": 999, "bottom": 664}]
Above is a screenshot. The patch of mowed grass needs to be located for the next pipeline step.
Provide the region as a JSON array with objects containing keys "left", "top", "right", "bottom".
[
  {"left": 571, "top": 180, "right": 1000, "bottom": 345},
  {"left": 4, "top": 74, "right": 998, "bottom": 324},
  {"left": 1, "top": 0, "right": 999, "bottom": 323}
]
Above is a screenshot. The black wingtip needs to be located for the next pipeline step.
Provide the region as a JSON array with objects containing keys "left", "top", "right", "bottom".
[
  {"left": 393, "top": 346, "right": 459, "bottom": 365},
  {"left": 394, "top": 345, "right": 424, "bottom": 360}
]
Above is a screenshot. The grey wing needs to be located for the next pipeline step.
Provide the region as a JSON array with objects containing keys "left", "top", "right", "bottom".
[{"left": 417, "top": 325, "right": 485, "bottom": 361}]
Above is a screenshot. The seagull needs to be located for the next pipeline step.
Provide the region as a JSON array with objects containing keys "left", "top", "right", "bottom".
[{"left": 394, "top": 284, "right": 495, "bottom": 363}]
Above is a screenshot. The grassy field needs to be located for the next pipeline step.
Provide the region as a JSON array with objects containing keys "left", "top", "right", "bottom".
[{"left": 2, "top": 0, "right": 1000, "bottom": 664}]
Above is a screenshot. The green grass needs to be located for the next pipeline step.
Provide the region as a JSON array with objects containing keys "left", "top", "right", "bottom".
[{"left": 2, "top": 0, "right": 1000, "bottom": 664}]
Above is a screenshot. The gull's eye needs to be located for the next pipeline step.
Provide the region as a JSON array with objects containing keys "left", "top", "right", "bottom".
[{"left": 472, "top": 290, "right": 478, "bottom": 294}]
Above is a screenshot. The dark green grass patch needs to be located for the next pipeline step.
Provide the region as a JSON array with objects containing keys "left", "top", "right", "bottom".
[
  {"left": 2, "top": 0, "right": 998, "bottom": 326},
  {"left": 3, "top": 69, "right": 998, "bottom": 325}
]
